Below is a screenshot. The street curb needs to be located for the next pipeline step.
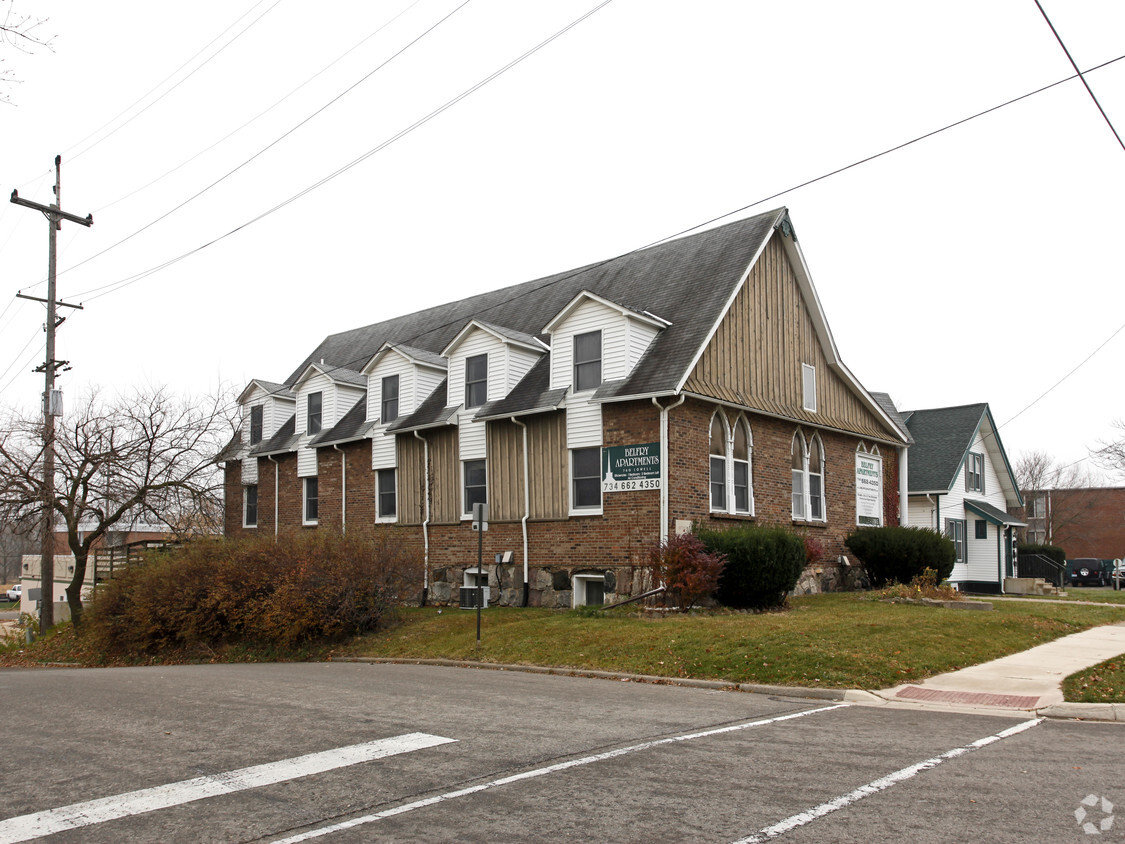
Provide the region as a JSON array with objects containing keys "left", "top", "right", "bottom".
[{"left": 340, "top": 657, "right": 1123, "bottom": 720}]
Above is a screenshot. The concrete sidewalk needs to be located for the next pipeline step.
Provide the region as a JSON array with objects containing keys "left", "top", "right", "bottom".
[{"left": 847, "top": 620, "right": 1125, "bottom": 721}]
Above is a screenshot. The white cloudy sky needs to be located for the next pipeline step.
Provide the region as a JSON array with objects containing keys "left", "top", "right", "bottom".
[{"left": 2, "top": 0, "right": 1124, "bottom": 478}]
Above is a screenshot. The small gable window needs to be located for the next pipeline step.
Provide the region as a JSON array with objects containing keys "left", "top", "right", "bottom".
[
  {"left": 573, "top": 331, "right": 602, "bottom": 392},
  {"left": 381, "top": 375, "right": 399, "bottom": 423},
  {"left": 307, "top": 392, "right": 322, "bottom": 435},
  {"left": 966, "top": 452, "right": 985, "bottom": 494},
  {"left": 465, "top": 355, "right": 488, "bottom": 409},
  {"left": 249, "top": 405, "right": 263, "bottom": 445},
  {"left": 802, "top": 363, "right": 817, "bottom": 413}
]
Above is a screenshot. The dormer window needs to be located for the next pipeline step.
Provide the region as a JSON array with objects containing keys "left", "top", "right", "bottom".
[
  {"left": 574, "top": 331, "right": 602, "bottom": 392},
  {"left": 249, "top": 405, "right": 263, "bottom": 445},
  {"left": 465, "top": 354, "right": 488, "bottom": 408},
  {"left": 307, "top": 392, "right": 322, "bottom": 435},
  {"left": 381, "top": 375, "right": 399, "bottom": 423}
]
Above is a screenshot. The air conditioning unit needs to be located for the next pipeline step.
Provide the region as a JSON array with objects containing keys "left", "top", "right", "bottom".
[{"left": 459, "top": 586, "right": 490, "bottom": 609}]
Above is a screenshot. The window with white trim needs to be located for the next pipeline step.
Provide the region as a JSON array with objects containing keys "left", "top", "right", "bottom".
[
  {"left": 571, "top": 447, "right": 601, "bottom": 511},
  {"left": 249, "top": 406, "right": 263, "bottom": 445},
  {"left": 966, "top": 452, "right": 985, "bottom": 493},
  {"left": 244, "top": 484, "right": 258, "bottom": 528},
  {"left": 303, "top": 477, "right": 318, "bottom": 524},
  {"left": 792, "top": 429, "right": 825, "bottom": 522},
  {"left": 463, "top": 459, "right": 487, "bottom": 516},
  {"left": 381, "top": 375, "right": 399, "bottom": 423},
  {"left": 802, "top": 363, "right": 817, "bottom": 412},
  {"left": 377, "top": 468, "right": 396, "bottom": 520},
  {"left": 573, "top": 574, "right": 605, "bottom": 607},
  {"left": 573, "top": 331, "right": 602, "bottom": 392},
  {"left": 732, "top": 420, "right": 751, "bottom": 513},
  {"left": 465, "top": 355, "right": 488, "bottom": 409},
  {"left": 946, "top": 518, "right": 965, "bottom": 563},
  {"left": 710, "top": 412, "right": 753, "bottom": 515},
  {"left": 307, "top": 392, "right": 322, "bottom": 435},
  {"left": 709, "top": 414, "right": 727, "bottom": 511}
]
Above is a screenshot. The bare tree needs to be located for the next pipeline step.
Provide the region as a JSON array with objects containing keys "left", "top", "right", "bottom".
[
  {"left": 1094, "top": 420, "right": 1125, "bottom": 482},
  {"left": 1, "top": 1, "right": 53, "bottom": 105},
  {"left": 0, "top": 522, "right": 36, "bottom": 585},
  {"left": 0, "top": 385, "right": 237, "bottom": 625},
  {"left": 1014, "top": 449, "right": 1100, "bottom": 548}
]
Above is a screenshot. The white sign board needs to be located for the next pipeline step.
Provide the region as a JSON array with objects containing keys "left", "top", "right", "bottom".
[{"left": 856, "top": 453, "right": 883, "bottom": 526}]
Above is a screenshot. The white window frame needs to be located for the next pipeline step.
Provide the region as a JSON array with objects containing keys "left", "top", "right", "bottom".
[
  {"left": 249, "top": 405, "right": 263, "bottom": 445},
  {"left": 792, "top": 429, "right": 826, "bottom": 523},
  {"left": 802, "top": 363, "right": 817, "bottom": 413},
  {"left": 465, "top": 354, "right": 488, "bottom": 409},
  {"left": 966, "top": 452, "right": 985, "bottom": 493},
  {"left": 573, "top": 330, "right": 602, "bottom": 393},
  {"left": 708, "top": 412, "right": 754, "bottom": 516},
  {"left": 570, "top": 446, "right": 602, "bottom": 514},
  {"left": 376, "top": 468, "right": 397, "bottom": 522},
  {"left": 381, "top": 375, "right": 399, "bottom": 424},
  {"left": 303, "top": 476, "right": 318, "bottom": 525},
  {"left": 946, "top": 518, "right": 966, "bottom": 563},
  {"left": 572, "top": 574, "right": 606, "bottom": 608},
  {"left": 243, "top": 484, "right": 258, "bottom": 528},
  {"left": 307, "top": 391, "right": 323, "bottom": 435},
  {"left": 462, "top": 458, "right": 487, "bottom": 518}
]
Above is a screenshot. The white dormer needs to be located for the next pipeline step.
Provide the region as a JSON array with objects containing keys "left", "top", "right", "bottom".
[
  {"left": 291, "top": 363, "right": 366, "bottom": 477},
  {"left": 543, "top": 291, "right": 667, "bottom": 393},
  {"left": 361, "top": 343, "right": 447, "bottom": 471},
  {"left": 238, "top": 379, "right": 296, "bottom": 484},
  {"left": 441, "top": 320, "right": 546, "bottom": 412}
]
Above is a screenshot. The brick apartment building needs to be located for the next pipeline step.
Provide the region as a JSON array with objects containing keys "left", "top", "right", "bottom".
[
  {"left": 1022, "top": 487, "right": 1125, "bottom": 559},
  {"left": 220, "top": 208, "right": 910, "bottom": 607}
]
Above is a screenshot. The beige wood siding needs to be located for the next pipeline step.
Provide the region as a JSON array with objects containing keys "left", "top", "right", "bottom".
[
  {"left": 396, "top": 434, "right": 426, "bottom": 525},
  {"left": 487, "top": 420, "right": 525, "bottom": 522},
  {"left": 528, "top": 412, "right": 567, "bottom": 519},
  {"left": 684, "top": 233, "right": 894, "bottom": 441},
  {"left": 396, "top": 428, "right": 460, "bottom": 524}
]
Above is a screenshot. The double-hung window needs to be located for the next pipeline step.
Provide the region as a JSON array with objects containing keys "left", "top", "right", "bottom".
[
  {"left": 966, "top": 452, "right": 985, "bottom": 493},
  {"left": 463, "top": 459, "right": 487, "bottom": 516},
  {"left": 710, "top": 413, "right": 753, "bottom": 515},
  {"left": 732, "top": 423, "right": 750, "bottom": 513},
  {"left": 244, "top": 484, "right": 258, "bottom": 528},
  {"left": 381, "top": 375, "right": 399, "bottom": 424},
  {"left": 303, "top": 477, "right": 319, "bottom": 524},
  {"left": 792, "top": 430, "right": 825, "bottom": 522},
  {"left": 946, "top": 518, "right": 965, "bottom": 563},
  {"left": 573, "top": 331, "right": 602, "bottom": 392},
  {"left": 709, "top": 415, "right": 727, "bottom": 510},
  {"left": 465, "top": 355, "right": 488, "bottom": 408},
  {"left": 307, "top": 392, "right": 322, "bottom": 435},
  {"left": 249, "top": 405, "right": 263, "bottom": 445},
  {"left": 377, "top": 468, "right": 396, "bottom": 520},
  {"left": 571, "top": 447, "right": 601, "bottom": 511}
]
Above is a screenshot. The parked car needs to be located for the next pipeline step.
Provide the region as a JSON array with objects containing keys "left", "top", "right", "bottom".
[
  {"left": 1068, "top": 558, "right": 1114, "bottom": 587},
  {"left": 4, "top": 583, "right": 20, "bottom": 603}
]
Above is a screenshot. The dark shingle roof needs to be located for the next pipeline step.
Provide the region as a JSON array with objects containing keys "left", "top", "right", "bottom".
[
  {"left": 870, "top": 392, "right": 914, "bottom": 445},
  {"left": 902, "top": 403, "right": 988, "bottom": 492},
  {"left": 386, "top": 379, "right": 458, "bottom": 433},
  {"left": 474, "top": 356, "right": 568, "bottom": 421},
  {"left": 249, "top": 414, "right": 299, "bottom": 457},
  {"left": 284, "top": 210, "right": 786, "bottom": 396}
]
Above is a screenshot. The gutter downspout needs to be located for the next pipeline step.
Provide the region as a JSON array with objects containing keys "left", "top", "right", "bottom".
[
  {"left": 332, "top": 444, "right": 346, "bottom": 533},
  {"left": 898, "top": 446, "right": 908, "bottom": 526},
  {"left": 926, "top": 494, "right": 937, "bottom": 532},
  {"left": 267, "top": 455, "right": 279, "bottom": 538},
  {"left": 512, "top": 416, "right": 530, "bottom": 607},
  {"left": 653, "top": 395, "right": 686, "bottom": 542},
  {"left": 414, "top": 430, "right": 430, "bottom": 606}
]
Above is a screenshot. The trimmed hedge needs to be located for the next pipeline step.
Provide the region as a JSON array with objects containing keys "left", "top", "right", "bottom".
[
  {"left": 697, "top": 524, "right": 805, "bottom": 610},
  {"left": 844, "top": 526, "right": 955, "bottom": 587},
  {"left": 84, "top": 530, "right": 421, "bottom": 656},
  {"left": 1019, "top": 543, "right": 1066, "bottom": 566}
]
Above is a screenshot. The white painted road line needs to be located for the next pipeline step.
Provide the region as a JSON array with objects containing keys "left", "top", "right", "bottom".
[
  {"left": 0, "top": 732, "right": 456, "bottom": 844},
  {"left": 272, "top": 703, "right": 850, "bottom": 843},
  {"left": 731, "top": 717, "right": 1044, "bottom": 843}
]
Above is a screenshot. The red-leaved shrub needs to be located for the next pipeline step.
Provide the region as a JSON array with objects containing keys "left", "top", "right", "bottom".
[{"left": 648, "top": 532, "right": 726, "bottom": 611}]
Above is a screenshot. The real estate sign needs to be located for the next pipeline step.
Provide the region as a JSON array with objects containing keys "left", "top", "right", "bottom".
[
  {"left": 856, "top": 452, "right": 883, "bottom": 526},
  {"left": 602, "top": 442, "right": 661, "bottom": 492}
]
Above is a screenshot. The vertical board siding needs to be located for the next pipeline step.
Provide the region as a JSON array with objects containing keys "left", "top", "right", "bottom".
[
  {"left": 396, "top": 428, "right": 460, "bottom": 524},
  {"left": 487, "top": 420, "right": 525, "bottom": 521},
  {"left": 397, "top": 434, "right": 425, "bottom": 525},
  {"left": 686, "top": 234, "right": 888, "bottom": 437},
  {"left": 566, "top": 397, "right": 602, "bottom": 449},
  {"left": 528, "top": 412, "right": 567, "bottom": 519}
]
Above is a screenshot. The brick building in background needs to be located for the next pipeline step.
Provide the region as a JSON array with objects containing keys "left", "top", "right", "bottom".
[
  {"left": 220, "top": 209, "right": 910, "bottom": 606},
  {"left": 1021, "top": 487, "right": 1125, "bottom": 560}
]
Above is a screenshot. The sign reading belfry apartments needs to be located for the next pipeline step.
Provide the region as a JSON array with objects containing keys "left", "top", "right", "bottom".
[
  {"left": 602, "top": 442, "right": 661, "bottom": 492},
  {"left": 855, "top": 452, "right": 883, "bottom": 526}
]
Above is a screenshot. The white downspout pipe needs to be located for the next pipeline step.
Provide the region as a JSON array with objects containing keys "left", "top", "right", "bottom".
[
  {"left": 267, "top": 455, "right": 279, "bottom": 538},
  {"left": 512, "top": 416, "right": 530, "bottom": 606},
  {"left": 333, "top": 444, "right": 346, "bottom": 533},
  {"left": 898, "top": 446, "right": 908, "bottom": 526},
  {"left": 414, "top": 430, "right": 430, "bottom": 603},
  {"left": 653, "top": 395, "right": 685, "bottom": 541}
]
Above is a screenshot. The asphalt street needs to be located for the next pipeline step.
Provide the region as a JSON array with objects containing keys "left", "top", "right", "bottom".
[{"left": 1, "top": 662, "right": 1121, "bottom": 843}]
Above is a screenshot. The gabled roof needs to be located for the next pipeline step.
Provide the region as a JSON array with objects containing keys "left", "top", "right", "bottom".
[
  {"left": 869, "top": 392, "right": 914, "bottom": 445},
  {"left": 249, "top": 414, "right": 299, "bottom": 457},
  {"left": 292, "top": 363, "right": 366, "bottom": 391},
  {"left": 542, "top": 289, "right": 669, "bottom": 334},
  {"left": 310, "top": 395, "right": 371, "bottom": 448},
  {"left": 903, "top": 403, "right": 1022, "bottom": 505},
  {"left": 284, "top": 209, "right": 786, "bottom": 398},
  {"left": 386, "top": 379, "right": 458, "bottom": 434},
  {"left": 473, "top": 356, "right": 568, "bottom": 421},
  {"left": 238, "top": 379, "right": 294, "bottom": 405},
  {"left": 361, "top": 342, "right": 447, "bottom": 375},
  {"left": 441, "top": 319, "right": 546, "bottom": 358}
]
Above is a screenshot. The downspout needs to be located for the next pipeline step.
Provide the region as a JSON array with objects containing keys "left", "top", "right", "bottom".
[
  {"left": 926, "top": 494, "right": 937, "bottom": 532},
  {"left": 332, "top": 444, "right": 346, "bottom": 533},
  {"left": 652, "top": 395, "right": 686, "bottom": 541},
  {"left": 511, "top": 416, "right": 530, "bottom": 607},
  {"left": 898, "top": 446, "right": 908, "bottom": 526},
  {"left": 267, "top": 455, "right": 279, "bottom": 538},
  {"left": 414, "top": 430, "right": 430, "bottom": 606}
]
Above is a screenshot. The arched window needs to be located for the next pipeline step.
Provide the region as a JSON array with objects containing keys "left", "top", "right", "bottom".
[
  {"left": 792, "top": 429, "right": 826, "bottom": 522},
  {"left": 791, "top": 431, "right": 807, "bottom": 519},
  {"left": 709, "top": 413, "right": 727, "bottom": 510},
  {"left": 732, "top": 417, "right": 751, "bottom": 514},
  {"left": 808, "top": 434, "right": 824, "bottom": 521}
]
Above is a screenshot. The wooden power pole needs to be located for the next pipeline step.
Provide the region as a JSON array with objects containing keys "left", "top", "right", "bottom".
[{"left": 11, "top": 156, "right": 93, "bottom": 632}]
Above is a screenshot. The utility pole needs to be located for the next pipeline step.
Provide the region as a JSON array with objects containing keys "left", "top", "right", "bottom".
[{"left": 11, "top": 156, "right": 93, "bottom": 633}]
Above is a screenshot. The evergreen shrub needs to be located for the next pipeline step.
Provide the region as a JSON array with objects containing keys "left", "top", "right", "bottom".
[
  {"left": 697, "top": 524, "right": 805, "bottom": 610},
  {"left": 844, "top": 526, "right": 955, "bottom": 587},
  {"left": 1019, "top": 543, "right": 1066, "bottom": 566}
]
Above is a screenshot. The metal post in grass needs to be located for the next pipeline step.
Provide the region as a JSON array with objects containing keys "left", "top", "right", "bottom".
[{"left": 473, "top": 502, "right": 488, "bottom": 643}]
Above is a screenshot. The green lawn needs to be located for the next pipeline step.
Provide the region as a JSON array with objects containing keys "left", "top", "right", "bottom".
[
  {"left": 343, "top": 593, "right": 1125, "bottom": 691},
  {"left": 1063, "top": 656, "right": 1125, "bottom": 703}
]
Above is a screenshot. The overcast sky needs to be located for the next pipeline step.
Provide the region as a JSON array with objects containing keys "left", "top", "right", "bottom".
[{"left": 2, "top": 1, "right": 1123, "bottom": 479}]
